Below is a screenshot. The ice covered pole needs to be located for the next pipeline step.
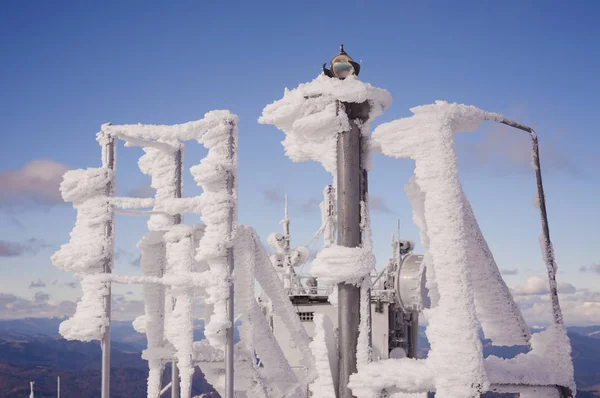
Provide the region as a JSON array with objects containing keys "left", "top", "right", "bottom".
[
  {"left": 487, "top": 117, "right": 565, "bottom": 328},
  {"left": 259, "top": 57, "right": 390, "bottom": 396},
  {"left": 172, "top": 148, "right": 183, "bottom": 398},
  {"left": 225, "top": 120, "right": 236, "bottom": 398},
  {"left": 337, "top": 100, "right": 370, "bottom": 398},
  {"left": 98, "top": 128, "right": 115, "bottom": 398}
]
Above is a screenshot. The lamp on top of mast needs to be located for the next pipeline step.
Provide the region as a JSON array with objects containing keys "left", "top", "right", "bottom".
[{"left": 323, "top": 44, "right": 361, "bottom": 79}]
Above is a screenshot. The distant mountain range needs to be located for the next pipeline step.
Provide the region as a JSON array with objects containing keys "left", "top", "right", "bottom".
[
  {"left": 0, "top": 318, "right": 217, "bottom": 398},
  {"left": 0, "top": 318, "right": 599, "bottom": 397}
]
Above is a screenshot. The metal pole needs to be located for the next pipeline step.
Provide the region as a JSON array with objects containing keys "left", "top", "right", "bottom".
[
  {"left": 337, "top": 101, "right": 369, "bottom": 398},
  {"left": 492, "top": 119, "right": 564, "bottom": 326},
  {"left": 172, "top": 148, "right": 183, "bottom": 398},
  {"left": 225, "top": 121, "right": 236, "bottom": 398},
  {"left": 409, "top": 311, "right": 418, "bottom": 359},
  {"left": 101, "top": 133, "right": 115, "bottom": 398},
  {"left": 171, "top": 364, "right": 179, "bottom": 398},
  {"left": 488, "top": 118, "right": 571, "bottom": 398},
  {"left": 57, "top": 376, "right": 60, "bottom": 398}
]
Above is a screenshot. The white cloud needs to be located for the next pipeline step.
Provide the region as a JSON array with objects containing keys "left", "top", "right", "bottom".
[
  {"left": 0, "top": 292, "right": 74, "bottom": 319},
  {"left": 0, "top": 160, "right": 69, "bottom": 205},
  {"left": 512, "top": 275, "right": 576, "bottom": 296},
  {"left": 515, "top": 289, "right": 600, "bottom": 326}
]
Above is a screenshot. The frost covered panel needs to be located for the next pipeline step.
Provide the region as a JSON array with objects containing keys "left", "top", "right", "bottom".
[
  {"left": 250, "top": 227, "right": 316, "bottom": 378},
  {"left": 460, "top": 190, "right": 531, "bottom": 346},
  {"left": 259, "top": 74, "right": 391, "bottom": 174},
  {"left": 309, "top": 313, "right": 337, "bottom": 398},
  {"left": 235, "top": 225, "right": 303, "bottom": 398},
  {"left": 372, "top": 102, "right": 499, "bottom": 397},
  {"left": 372, "top": 101, "right": 575, "bottom": 397},
  {"left": 404, "top": 178, "right": 439, "bottom": 308}
]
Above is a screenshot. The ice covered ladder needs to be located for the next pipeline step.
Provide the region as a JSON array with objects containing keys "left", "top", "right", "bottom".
[
  {"left": 51, "top": 111, "right": 239, "bottom": 398},
  {"left": 348, "top": 102, "right": 575, "bottom": 398}
]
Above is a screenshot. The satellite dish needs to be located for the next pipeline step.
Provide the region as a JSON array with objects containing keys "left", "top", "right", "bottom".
[{"left": 395, "top": 254, "right": 428, "bottom": 312}]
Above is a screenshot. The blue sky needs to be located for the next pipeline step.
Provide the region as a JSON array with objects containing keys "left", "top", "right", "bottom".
[{"left": 0, "top": 1, "right": 599, "bottom": 324}]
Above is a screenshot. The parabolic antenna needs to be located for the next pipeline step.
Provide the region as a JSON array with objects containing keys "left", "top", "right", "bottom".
[{"left": 395, "top": 254, "right": 428, "bottom": 312}]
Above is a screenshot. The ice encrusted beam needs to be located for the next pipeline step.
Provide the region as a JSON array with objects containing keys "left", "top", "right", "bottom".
[
  {"left": 192, "top": 111, "right": 238, "bottom": 352},
  {"left": 164, "top": 225, "right": 198, "bottom": 398},
  {"left": 136, "top": 231, "right": 167, "bottom": 398}
]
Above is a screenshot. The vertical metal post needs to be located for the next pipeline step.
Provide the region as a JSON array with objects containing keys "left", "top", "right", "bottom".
[
  {"left": 225, "top": 121, "right": 237, "bottom": 398},
  {"left": 172, "top": 148, "right": 183, "bottom": 398},
  {"left": 409, "top": 312, "right": 418, "bottom": 359},
  {"left": 337, "top": 101, "right": 369, "bottom": 398},
  {"left": 57, "top": 376, "right": 60, "bottom": 398},
  {"left": 101, "top": 133, "right": 115, "bottom": 398}
]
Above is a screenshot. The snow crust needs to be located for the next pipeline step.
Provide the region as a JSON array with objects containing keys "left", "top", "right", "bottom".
[
  {"left": 59, "top": 275, "right": 109, "bottom": 341},
  {"left": 259, "top": 74, "right": 391, "bottom": 174},
  {"left": 52, "top": 168, "right": 113, "bottom": 274},
  {"left": 348, "top": 358, "right": 434, "bottom": 397},
  {"left": 485, "top": 325, "right": 575, "bottom": 393},
  {"left": 349, "top": 325, "right": 574, "bottom": 396},
  {"left": 310, "top": 245, "right": 375, "bottom": 285}
]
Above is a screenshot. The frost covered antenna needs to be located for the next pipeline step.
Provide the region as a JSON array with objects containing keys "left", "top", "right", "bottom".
[{"left": 267, "top": 195, "right": 309, "bottom": 294}]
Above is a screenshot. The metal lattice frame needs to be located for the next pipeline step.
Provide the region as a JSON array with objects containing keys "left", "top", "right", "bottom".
[{"left": 84, "top": 115, "right": 238, "bottom": 398}]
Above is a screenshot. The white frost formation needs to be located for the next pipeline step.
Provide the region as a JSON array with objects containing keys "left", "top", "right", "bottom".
[{"left": 259, "top": 74, "right": 391, "bottom": 174}]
